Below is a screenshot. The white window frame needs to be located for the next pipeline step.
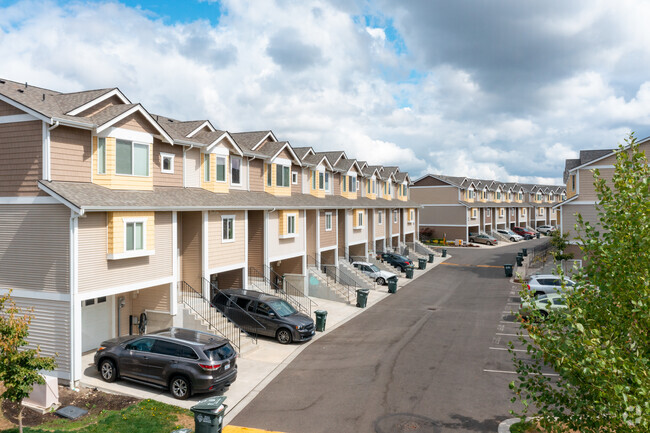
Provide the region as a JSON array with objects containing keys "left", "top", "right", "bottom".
[
  {"left": 116, "top": 139, "right": 150, "bottom": 177},
  {"left": 408, "top": 209, "right": 414, "bottom": 223},
  {"left": 97, "top": 137, "right": 106, "bottom": 174},
  {"left": 471, "top": 208, "right": 478, "bottom": 219},
  {"left": 276, "top": 164, "right": 290, "bottom": 187},
  {"left": 287, "top": 213, "right": 297, "bottom": 236},
  {"left": 292, "top": 171, "right": 298, "bottom": 185},
  {"left": 324, "top": 172, "right": 330, "bottom": 192},
  {"left": 539, "top": 207, "right": 544, "bottom": 216},
  {"left": 204, "top": 154, "right": 211, "bottom": 182},
  {"left": 500, "top": 208, "right": 505, "bottom": 218},
  {"left": 393, "top": 210, "right": 398, "bottom": 223},
  {"left": 124, "top": 217, "right": 146, "bottom": 252},
  {"left": 354, "top": 210, "right": 364, "bottom": 229},
  {"left": 230, "top": 156, "right": 242, "bottom": 185},
  {"left": 221, "top": 215, "right": 235, "bottom": 243},
  {"left": 486, "top": 208, "right": 491, "bottom": 217},
  {"left": 325, "top": 212, "right": 332, "bottom": 231},
  {"left": 160, "top": 152, "right": 174, "bottom": 174},
  {"left": 468, "top": 188, "right": 475, "bottom": 199},
  {"left": 378, "top": 210, "right": 383, "bottom": 225},
  {"left": 216, "top": 156, "right": 227, "bottom": 183}
]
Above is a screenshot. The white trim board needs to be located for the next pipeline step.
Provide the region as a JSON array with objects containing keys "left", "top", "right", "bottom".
[
  {"left": 78, "top": 276, "right": 174, "bottom": 301},
  {"left": 268, "top": 251, "right": 306, "bottom": 262},
  {"left": 66, "top": 89, "right": 131, "bottom": 116},
  {"left": 419, "top": 223, "right": 467, "bottom": 227},
  {"left": 0, "top": 93, "right": 51, "bottom": 123},
  {"left": 0, "top": 196, "right": 60, "bottom": 204},
  {"left": 0, "top": 288, "right": 70, "bottom": 301},
  {"left": 421, "top": 204, "right": 465, "bottom": 207},
  {"left": 0, "top": 113, "right": 38, "bottom": 123},
  {"left": 207, "top": 262, "right": 246, "bottom": 275}
]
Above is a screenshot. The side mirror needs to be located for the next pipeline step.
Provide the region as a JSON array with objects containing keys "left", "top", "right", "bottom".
[{"left": 269, "top": 312, "right": 276, "bottom": 318}]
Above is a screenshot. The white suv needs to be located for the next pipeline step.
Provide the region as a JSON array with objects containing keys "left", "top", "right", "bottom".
[
  {"left": 526, "top": 274, "right": 575, "bottom": 296},
  {"left": 352, "top": 261, "right": 398, "bottom": 285},
  {"left": 536, "top": 225, "right": 555, "bottom": 234}
]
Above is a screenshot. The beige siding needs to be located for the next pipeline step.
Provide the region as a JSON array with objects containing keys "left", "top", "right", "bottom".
[
  {"left": 579, "top": 167, "right": 614, "bottom": 201},
  {"left": 113, "top": 112, "right": 158, "bottom": 134},
  {"left": 208, "top": 210, "right": 246, "bottom": 270},
  {"left": 218, "top": 268, "right": 243, "bottom": 290},
  {"left": 348, "top": 210, "right": 367, "bottom": 246},
  {"left": 0, "top": 100, "right": 25, "bottom": 116},
  {"left": 562, "top": 203, "right": 600, "bottom": 240},
  {"left": 0, "top": 120, "right": 42, "bottom": 196},
  {"left": 50, "top": 126, "right": 92, "bottom": 183},
  {"left": 0, "top": 204, "right": 70, "bottom": 293},
  {"left": 247, "top": 210, "right": 264, "bottom": 271},
  {"left": 153, "top": 138, "right": 183, "bottom": 187},
  {"left": 249, "top": 159, "right": 264, "bottom": 192},
  {"left": 429, "top": 226, "right": 466, "bottom": 240},
  {"left": 306, "top": 210, "right": 317, "bottom": 257},
  {"left": 333, "top": 173, "right": 340, "bottom": 195},
  {"left": 413, "top": 176, "right": 450, "bottom": 186},
  {"left": 181, "top": 212, "right": 202, "bottom": 291},
  {"left": 77, "top": 95, "right": 125, "bottom": 117},
  {"left": 374, "top": 209, "right": 385, "bottom": 239},
  {"left": 77, "top": 212, "right": 173, "bottom": 292},
  {"left": 411, "top": 186, "right": 459, "bottom": 204},
  {"left": 291, "top": 167, "right": 302, "bottom": 194},
  {"left": 268, "top": 211, "right": 305, "bottom": 260},
  {"left": 13, "top": 296, "right": 71, "bottom": 376},
  {"left": 131, "top": 283, "right": 171, "bottom": 313},
  {"left": 184, "top": 147, "right": 201, "bottom": 188},
  {"left": 391, "top": 210, "right": 400, "bottom": 235}
]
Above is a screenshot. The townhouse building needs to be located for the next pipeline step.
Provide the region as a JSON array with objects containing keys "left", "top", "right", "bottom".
[
  {"left": 555, "top": 138, "right": 650, "bottom": 260},
  {"left": 411, "top": 174, "right": 564, "bottom": 242},
  {"left": 0, "top": 78, "right": 419, "bottom": 386}
]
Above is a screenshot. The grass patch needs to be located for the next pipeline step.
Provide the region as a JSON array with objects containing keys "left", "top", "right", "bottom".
[
  {"left": 0, "top": 399, "right": 193, "bottom": 433},
  {"left": 510, "top": 420, "right": 537, "bottom": 433}
]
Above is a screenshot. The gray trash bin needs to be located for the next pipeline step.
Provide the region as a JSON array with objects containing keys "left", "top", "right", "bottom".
[
  {"left": 315, "top": 310, "right": 327, "bottom": 332},
  {"left": 387, "top": 278, "right": 397, "bottom": 293},
  {"left": 190, "top": 396, "right": 227, "bottom": 433},
  {"left": 441, "top": 249, "right": 447, "bottom": 258},
  {"left": 428, "top": 253, "right": 434, "bottom": 263},
  {"left": 418, "top": 258, "right": 427, "bottom": 270},
  {"left": 356, "top": 289, "right": 370, "bottom": 308}
]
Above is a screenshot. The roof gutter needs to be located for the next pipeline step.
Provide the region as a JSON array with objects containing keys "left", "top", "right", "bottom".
[
  {"left": 51, "top": 117, "right": 95, "bottom": 130},
  {"left": 48, "top": 120, "right": 60, "bottom": 131}
]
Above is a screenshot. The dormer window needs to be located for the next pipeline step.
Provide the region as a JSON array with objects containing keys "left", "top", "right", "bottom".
[
  {"left": 97, "top": 138, "right": 106, "bottom": 174},
  {"left": 468, "top": 188, "right": 475, "bottom": 199},
  {"left": 276, "top": 164, "right": 290, "bottom": 187},
  {"left": 160, "top": 152, "right": 174, "bottom": 174},
  {"left": 496, "top": 191, "right": 501, "bottom": 200},
  {"left": 116, "top": 140, "right": 149, "bottom": 176},
  {"left": 230, "top": 156, "right": 241, "bottom": 185},
  {"left": 349, "top": 176, "right": 357, "bottom": 193},
  {"left": 216, "top": 156, "right": 226, "bottom": 182}
]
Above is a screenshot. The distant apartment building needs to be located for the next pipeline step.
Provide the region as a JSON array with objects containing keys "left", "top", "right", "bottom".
[{"left": 411, "top": 174, "right": 564, "bottom": 242}]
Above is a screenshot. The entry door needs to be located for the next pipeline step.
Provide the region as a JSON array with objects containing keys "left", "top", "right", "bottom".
[{"left": 81, "top": 296, "right": 112, "bottom": 352}]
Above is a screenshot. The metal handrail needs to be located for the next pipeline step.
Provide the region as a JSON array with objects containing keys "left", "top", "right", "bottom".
[
  {"left": 179, "top": 281, "right": 242, "bottom": 351},
  {"left": 201, "top": 278, "right": 266, "bottom": 341},
  {"left": 308, "top": 255, "right": 356, "bottom": 302},
  {"left": 248, "top": 266, "right": 315, "bottom": 316}
]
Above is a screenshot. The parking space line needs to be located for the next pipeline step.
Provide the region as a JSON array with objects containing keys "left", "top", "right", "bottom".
[
  {"left": 483, "top": 369, "right": 559, "bottom": 377},
  {"left": 496, "top": 333, "right": 528, "bottom": 337},
  {"left": 489, "top": 347, "right": 526, "bottom": 352}
]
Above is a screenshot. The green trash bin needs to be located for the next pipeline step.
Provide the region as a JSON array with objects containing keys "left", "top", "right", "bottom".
[
  {"left": 356, "top": 289, "right": 370, "bottom": 308},
  {"left": 522, "top": 248, "right": 528, "bottom": 257},
  {"left": 536, "top": 232, "right": 540, "bottom": 239},
  {"left": 418, "top": 258, "right": 427, "bottom": 270},
  {"left": 428, "top": 253, "right": 434, "bottom": 263},
  {"left": 387, "top": 278, "right": 397, "bottom": 293},
  {"left": 517, "top": 252, "right": 523, "bottom": 259},
  {"left": 441, "top": 249, "right": 447, "bottom": 258},
  {"left": 504, "top": 264, "right": 513, "bottom": 277},
  {"left": 405, "top": 266, "right": 414, "bottom": 279},
  {"left": 314, "top": 310, "right": 327, "bottom": 332},
  {"left": 191, "top": 396, "right": 227, "bottom": 433},
  {"left": 516, "top": 256, "right": 523, "bottom": 266}
]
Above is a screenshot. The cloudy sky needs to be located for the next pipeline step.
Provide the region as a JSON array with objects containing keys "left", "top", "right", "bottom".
[{"left": 2, "top": 0, "right": 650, "bottom": 185}]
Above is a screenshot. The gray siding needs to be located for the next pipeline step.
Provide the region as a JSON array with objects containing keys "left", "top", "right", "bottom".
[{"left": 0, "top": 204, "right": 70, "bottom": 293}]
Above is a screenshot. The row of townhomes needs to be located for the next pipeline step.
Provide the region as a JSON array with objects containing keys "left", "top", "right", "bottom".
[
  {"left": 555, "top": 137, "right": 650, "bottom": 261},
  {"left": 412, "top": 174, "right": 565, "bottom": 241},
  {"left": 0, "top": 78, "right": 420, "bottom": 386}
]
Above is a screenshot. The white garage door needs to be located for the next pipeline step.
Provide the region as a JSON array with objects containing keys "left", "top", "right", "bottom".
[{"left": 82, "top": 297, "right": 112, "bottom": 352}]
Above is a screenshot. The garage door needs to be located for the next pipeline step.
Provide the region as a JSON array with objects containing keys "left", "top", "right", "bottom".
[{"left": 81, "top": 296, "right": 112, "bottom": 352}]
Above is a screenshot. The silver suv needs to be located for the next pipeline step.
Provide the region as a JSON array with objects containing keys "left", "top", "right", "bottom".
[
  {"left": 94, "top": 327, "right": 237, "bottom": 400},
  {"left": 526, "top": 274, "right": 575, "bottom": 297}
]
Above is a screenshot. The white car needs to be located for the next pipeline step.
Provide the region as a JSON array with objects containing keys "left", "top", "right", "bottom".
[
  {"left": 351, "top": 261, "right": 398, "bottom": 285},
  {"left": 536, "top": 225, "right": 555, "bottom": 234},
  {"left": 496, "top": 229, "right": 523, "bottom": 242},
  {"left": 526, "top": 274, "right": 575, "bottom": 297},
  {"left": 519, "top": 293, "right": 567, "bottom": 320}
]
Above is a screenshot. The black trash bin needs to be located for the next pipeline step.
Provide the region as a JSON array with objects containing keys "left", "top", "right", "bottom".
[
  {"left": 190, "top": 396, "right": 227, "bottom": 433},
  {"left": 504, "top": 264, "right": 513, "bottom": 277},
  {"left": 428, "top": 253, "right": 434, "bottom": 263},
  {"left": 441, "top": 249, "right": 447, "bottom": 258},
  {"left": 314, "top": 310, "right": 327, "bottom": 332},
  {"left": 516, "top": 256, "right": 523, "bottom": 266},
  {"left": 517, "top": 252, "right": 523, "bottom": 259},
  {"left": 387, "top": 278, "right": 397, "bottom": 293},
  {"left": 356, "top": 289, "right": 370, "bottom": 308},
  {"left": 522, "top": 248, "right": 528, "bottom": 257},
  {"left": 418, "top": 258, "right": 427, "bottom": 270},
  {"left": 536, "top": 232, "right": 540, "bottom": 239},
  {"left": 405, "top": 266, "right": 414, "bottom": 279}
]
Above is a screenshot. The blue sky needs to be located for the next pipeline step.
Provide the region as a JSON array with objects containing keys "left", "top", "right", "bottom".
[{"left": 2, "top": 0, "right": 649, "bottom": 184}]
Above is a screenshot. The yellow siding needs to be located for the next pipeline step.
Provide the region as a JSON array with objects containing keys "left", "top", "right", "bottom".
[
  {"left": 201, "top": 153, "right": 230, "bottom": 193},
  {"left": 107, "top": 211, "right": 155, "bottom": 254},
  {"left": 279, "top": 210, "right": 299, "bottom": 235},
  {"left": 264, "top": 164, "right": 292, "bottom": 197},
  {"left": 309, "top": 171, "right": 326, "bottom": 198},
  {"left": 354, "top": 209, "right": 365, "bottom": 227},
  {"left": 92, "top": 136, "right": 154, "bottom": 190}
]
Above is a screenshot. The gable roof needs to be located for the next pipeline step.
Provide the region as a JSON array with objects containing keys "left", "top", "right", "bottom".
[
  {"left": 292, "top": 147, "right": 314, "bottom": 160},
  {"left": 230, "top": 131, "right": 277, "bottom": 152},
  {"left": 302, "top": 154, "right": 333, "bottom": 169},
  {"left": 192, "top": 130, "right": 243, "bottom": 156},
  {"left": 256, "top": 141, "right": 302, "bottom": 165},
  {"left": 334, "top": 158, "right": 362, "bottom": 174},
  {"left": 316, "top": 151, "right": 347, "bottom": 167}
]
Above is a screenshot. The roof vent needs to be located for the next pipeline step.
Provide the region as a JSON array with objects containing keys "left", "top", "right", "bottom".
[
  {"left": 42, "top": 93, "right": 45, "bottom": 101},
  {"left": 17, "top": 89, "right": 24, "bottom": 93},
  {"left": 0, "top": 80, "right": 5, "bottom": 84},
  {"left": 24, "top": 82, "right": 28, "bottom": 88}
]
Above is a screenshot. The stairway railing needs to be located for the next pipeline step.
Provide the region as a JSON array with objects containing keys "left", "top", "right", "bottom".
[{"left": 248, "top": 266, "right": 315, "bottom": 316}]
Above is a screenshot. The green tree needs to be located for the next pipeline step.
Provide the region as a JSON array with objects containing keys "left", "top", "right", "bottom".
[
  {"left": 509, "top": 134, "right": 649, "bottom": 432},
  {"left": 0, "top": 291, "right": 57, "bottom": 433},
  {"left": 549, "top": 230, "right": 574, "bottom": 262}
]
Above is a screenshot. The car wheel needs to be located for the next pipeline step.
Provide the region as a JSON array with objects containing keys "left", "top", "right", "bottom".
[
  {"left": 534, "top": 291, "right": 545, "bottom": 297},
  {"left": 539, "top": 310, "right": 549, "bottom": 320},
  {"left": 510, "top": 237, "right": 515, "bottom": 242},
  {"left": 488, "top": 241, "right": 493, "bottom": 246},
  {"left": 469, "top": 238, "right": 475, "bottom": 243},
  {"left": 100, "top": 359, "right": 118, "bottom": 382},
  {"left": 376, "top": 277, "right": 386, "bottom": 285},
  {"left": 170, "top": 376, "right": 191, "bottom": 400},
  {"left": 276, "top": 328, "right": 293, "bottom": 345}
]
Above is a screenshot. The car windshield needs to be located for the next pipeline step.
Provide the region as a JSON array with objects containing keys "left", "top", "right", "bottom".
[
  {"left": 369, "top": 265, "right": 380, "bottom": 272},
  {"left": 267, "top": 299, "right": 297, "bottom": 317},
  {"left": 204, "top": 343, "right": 235, "bottom": 361}
]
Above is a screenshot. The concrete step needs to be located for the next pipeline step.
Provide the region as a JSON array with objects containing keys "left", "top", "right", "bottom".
[
  {"left": 338, "top": 260, "right": 376, "bottom": 288},
  {"left": 307, "top": 268, "right": 349, "bottom": 303}
]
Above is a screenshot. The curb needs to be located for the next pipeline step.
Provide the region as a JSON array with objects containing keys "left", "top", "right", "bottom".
[{"left": 497, "top": 417, "right": 536, "bottom": 433}]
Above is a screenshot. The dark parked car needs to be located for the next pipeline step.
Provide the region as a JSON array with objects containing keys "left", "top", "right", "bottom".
[
  {"left": 512, "top": 226, "right": 535, "bottom": 239},
  {"left": 211, "top": 289, "right": 315, "bottom": 344},
  {"left": 94, "top": 327, "right": 237, "bottom": 400},
  {"left": 378, "top": 252, "right": 414, "bottom": 272}
]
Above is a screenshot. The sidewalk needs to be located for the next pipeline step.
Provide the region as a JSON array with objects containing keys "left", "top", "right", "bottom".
[{"left": 79, "top": 253, "right": 451, "bottom": 426}]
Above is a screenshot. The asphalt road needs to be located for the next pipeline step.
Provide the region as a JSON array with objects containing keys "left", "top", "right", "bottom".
[{"left": 233, "top": 239, "right": 550, "bottom": 433}]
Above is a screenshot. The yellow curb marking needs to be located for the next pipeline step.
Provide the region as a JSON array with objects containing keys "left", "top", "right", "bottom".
[{"left": 224, "top": 426, "right": 287, "bottom": 433}]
